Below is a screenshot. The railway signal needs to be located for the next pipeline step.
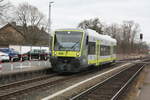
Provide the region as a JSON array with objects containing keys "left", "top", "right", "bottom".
[
  {"left": 139, "top": 33, "right": 143, "bottom": 59},
  {"left": 140, "top": 33, "right": 143, "bottom": 40}
]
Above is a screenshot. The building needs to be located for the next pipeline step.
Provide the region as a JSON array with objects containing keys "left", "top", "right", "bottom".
[
  {"left": 0, "top": 22, "right": 49, "bottom": 47},
  {"left": 0, "top": 23, "right": 25, "bottom": 47}
]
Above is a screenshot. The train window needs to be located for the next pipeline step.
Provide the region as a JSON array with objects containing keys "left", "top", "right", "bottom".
[
  {"left": 100, "top": 45, "right": 111, "bottom": 56},
  {"left": 88, "top": 42, "right": 96, "bottom": 55},
  {"left": 86, "top": 36, "right": 89, "bottom": 45},
  {"left": 107, "top": 46, "right": 111, "bottom": 55},
  {"left": 54, "top": 31, "right": 82, "bottom": 51},
  {"left": 113, "top": 46, "right": 117, "bottom": 54},
  {"left": 100, "top": 45, "right": 105, "bottom": 56}
]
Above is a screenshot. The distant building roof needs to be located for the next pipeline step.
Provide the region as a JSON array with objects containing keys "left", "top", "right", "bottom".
[
  {"left": 0, "top": 24, "right": 7, "bottom": 29},
  {"left": 0, "top": 22, "right": 49, "bottom": 46}
]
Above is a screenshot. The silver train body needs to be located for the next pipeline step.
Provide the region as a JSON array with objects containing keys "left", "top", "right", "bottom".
[{"left": 50, "top": 28, "right": 117, "bottom": 73}]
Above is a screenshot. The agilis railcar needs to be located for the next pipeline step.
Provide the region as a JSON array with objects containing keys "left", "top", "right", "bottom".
[{"left": 50, "top": 28, "right": 117, "bottom": 73}]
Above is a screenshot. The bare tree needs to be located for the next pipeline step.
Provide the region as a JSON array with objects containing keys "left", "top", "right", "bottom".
[
  {"left": 30, "top": 7, "right": 45, "bottom": 27},
  {"left": 103, "top": 21, "right": 141, "bottom": 54},
  {"left": 15, "top": 3, "right": 45, "bottom": 27},
  {"left": 13, "top": 2, "right": 47, "bottom": 45},
  {"left": 78, "top": 18, "right": 103, "bottom": 34},
  {"left": 0, "top": 0, "right": 12, "bottom": 24},
  {"left": 103, "top": 23, "right": 121, "bottom": 39},
  {"left": 120, "top": 21, "right": 141, "bottom": 53}
]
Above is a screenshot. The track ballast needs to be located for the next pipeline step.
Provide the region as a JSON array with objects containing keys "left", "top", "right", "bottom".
[{"left": 71, "top": 63, "right": 146, "bottom": 100}]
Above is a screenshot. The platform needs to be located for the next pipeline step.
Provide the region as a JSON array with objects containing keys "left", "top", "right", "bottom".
[
  {"left": 138, "top": 66, "right": 150, "bottom": 100},
  {"left": 0, "top": 60, "right": 51, "bottom": 75},
  {"left": 0, "top": 60, "right": 51, "bottom": 85}
]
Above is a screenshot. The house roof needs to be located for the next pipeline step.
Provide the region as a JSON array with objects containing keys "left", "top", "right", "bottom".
[{"left": 0, "top": 23, "right": 25, "bottom": 37}]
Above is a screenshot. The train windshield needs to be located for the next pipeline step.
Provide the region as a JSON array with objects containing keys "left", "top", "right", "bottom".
[{"left": 54, "top": 31, "right": 83, "bottom": 51}]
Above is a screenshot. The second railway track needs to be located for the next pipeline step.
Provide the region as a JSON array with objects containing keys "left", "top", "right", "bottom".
[{"left": 71, "top": 63, "right": 146, "bottom": 100}]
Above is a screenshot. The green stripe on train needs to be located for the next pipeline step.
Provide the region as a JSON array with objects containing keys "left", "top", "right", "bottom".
[{"left": 88, "top": 57, "right": 116, "bottom": 65}]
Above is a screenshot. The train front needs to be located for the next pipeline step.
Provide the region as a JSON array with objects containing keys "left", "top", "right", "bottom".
[{"left": 50, "top": 29, "right": 84, "bottom": 73}]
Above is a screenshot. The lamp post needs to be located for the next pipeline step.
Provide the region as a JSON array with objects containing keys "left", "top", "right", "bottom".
[{"left": 48, "top": 1, "right": 54, "bottom": 57}]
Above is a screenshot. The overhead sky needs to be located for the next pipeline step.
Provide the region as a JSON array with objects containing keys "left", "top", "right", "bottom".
[{"left": 11, "top": 0, "right": 150, "bottom": 42}]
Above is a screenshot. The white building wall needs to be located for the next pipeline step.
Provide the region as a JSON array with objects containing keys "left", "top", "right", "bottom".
[{"left": 9, "top": 45, "right": 49, "bottom": 54}]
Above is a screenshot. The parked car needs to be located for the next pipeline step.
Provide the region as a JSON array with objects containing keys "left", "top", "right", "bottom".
[
  {"left": 0, "top": 48, "right": 19, "bottom": 61},
  {"left": 40, "top": 50, "right": 49, "bottom": 60},
  {"left": 18, "top": 52, "right": 29, "bottom": 61},
  {"left": 0, "top": 51, "right": 9, "bottom": 62},
  {"left": 27, "top": 49, "right": 48, "bottom": 60}
]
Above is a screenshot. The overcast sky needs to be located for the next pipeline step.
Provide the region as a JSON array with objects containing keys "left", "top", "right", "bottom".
[{"left": 11, "top": 0, "right": 150, "bottom": 42}]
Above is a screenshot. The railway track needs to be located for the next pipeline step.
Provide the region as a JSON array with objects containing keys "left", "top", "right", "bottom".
[
  {"left": 70, "top": 63, "right": 146, "bottom": 100},
  {"left": 0, "top": 73, "right": 57, "bottom": 89},
  {"left": 0, "top": 61, "right": 135, "bottom": 99},
  {"left": 0, "top": 73, "right": 59, "bottom": 99},
  {"left": 0, "top": 63, "right": 115, "bottom": 100}
]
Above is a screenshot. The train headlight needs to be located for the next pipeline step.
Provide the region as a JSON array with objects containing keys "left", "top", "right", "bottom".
[
  {"left": 76, "top": 52, "right": 80, "bottom": 57},
  {"left": 54, "top": 52, "right": 57, "bottom": 55}
]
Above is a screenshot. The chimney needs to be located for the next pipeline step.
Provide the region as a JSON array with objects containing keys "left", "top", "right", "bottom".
[{"left": 10, "top": 22, "right": 16, "bottom": 26}]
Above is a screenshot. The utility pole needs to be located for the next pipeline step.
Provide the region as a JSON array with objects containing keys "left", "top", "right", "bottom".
[{"left": 48, "top": 1, "right": 54, "bottom": 57}]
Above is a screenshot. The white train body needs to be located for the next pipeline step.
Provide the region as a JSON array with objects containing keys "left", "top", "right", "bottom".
[{"left": 50, "top": 28, "right": 117, "bottom": 72}]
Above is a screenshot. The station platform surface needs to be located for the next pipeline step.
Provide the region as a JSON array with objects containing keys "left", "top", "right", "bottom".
[
  {"left": 138, "top": 66, "right": 150, "bottom": 100},
  {"left": 0, "top": 60, "right": 51, "bottom": 75}
]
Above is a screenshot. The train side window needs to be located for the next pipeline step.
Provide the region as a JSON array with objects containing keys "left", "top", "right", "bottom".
[
  {"left": 86, "top": 36, "right": 89, "bottom": 45},
  {"left": 100, "top": 45, "right": 104, "bottom": 56},
  {"left": 54, "top": 34, "right": 56, "bottom": 44},
  {"left": 100, "top": 45, "right": 111, "bottom": 56},
  {"left": 113, "top": 46, "right": 117, "bottom": 54},
  {"left": 107, "top": 46, "right": 111, "bottom": 55},
  {"left": 88, "top": 42, "right": 96, "bottom": 55},
  {"left": 106, "top": 46, "right": 110, "bottom": 55}
]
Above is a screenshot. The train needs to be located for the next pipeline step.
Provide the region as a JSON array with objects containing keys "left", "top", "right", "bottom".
[{"left": 50, "top": 28, "right": 117, "bottom": 73}]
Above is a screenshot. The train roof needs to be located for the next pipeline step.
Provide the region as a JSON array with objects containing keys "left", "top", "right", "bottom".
[
  {"left": 54, "top": 28, "right": 117, "bottom": 44},
  {"left": 86, "top": 29, "right": 117, "bottom": 43},
  {"left": 55, "top": 28, "right": 84, "bottom": 32}
]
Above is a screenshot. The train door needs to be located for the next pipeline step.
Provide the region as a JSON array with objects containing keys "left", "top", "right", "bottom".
[{"left": 96, "top": 40, "right": 100, "bottom": 65}]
